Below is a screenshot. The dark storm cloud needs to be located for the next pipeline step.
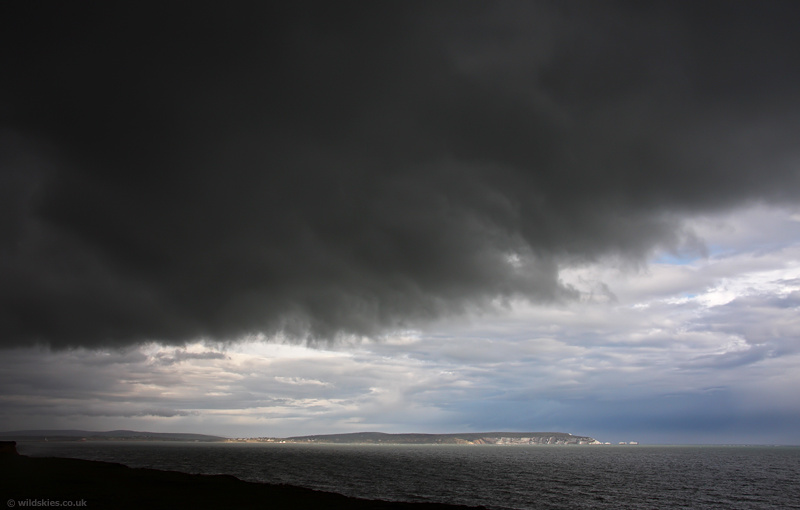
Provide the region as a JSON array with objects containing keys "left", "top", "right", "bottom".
[{"left": 2, "top": 1, "right": 799, "bottom": 348}]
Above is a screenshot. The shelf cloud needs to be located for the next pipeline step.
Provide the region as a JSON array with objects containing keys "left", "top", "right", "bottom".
[{"left": 2, "top": 2, "right": 799, "bottom": 349}]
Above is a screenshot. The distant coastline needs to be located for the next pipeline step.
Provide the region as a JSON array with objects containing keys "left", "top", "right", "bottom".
[
  {"left": 0, "top": 429, "right": 225, "bottom": 442},
  {"left": 230, "top": 431, "right": 610, "bottom": 445},
  {"left": 226, "top": 432, "right": 602, "bottom": 445},
  {"left": 1, "top": 429, "right": 636, "bottom": 445}
]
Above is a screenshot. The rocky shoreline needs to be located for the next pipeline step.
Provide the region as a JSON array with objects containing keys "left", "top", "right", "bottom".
[{"left": 0, "top": 442, "right": 485, "bottom": 509}]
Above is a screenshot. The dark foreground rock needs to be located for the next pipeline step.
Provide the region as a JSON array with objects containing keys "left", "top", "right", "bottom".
[{"left": 0, "top": 442, "right": 485, "bottom": 509}]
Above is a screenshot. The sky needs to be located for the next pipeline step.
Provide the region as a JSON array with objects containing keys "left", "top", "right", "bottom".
[{"left": 1, "top": 1, "right": 799, "bottom": 444}]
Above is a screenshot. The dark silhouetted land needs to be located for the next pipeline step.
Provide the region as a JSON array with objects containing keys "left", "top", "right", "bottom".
[{"left": 1, "top": 442, "right": 485, "bottom": 510}]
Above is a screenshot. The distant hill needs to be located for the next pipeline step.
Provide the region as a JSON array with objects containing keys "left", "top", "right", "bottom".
[
  {"left": 283, "top": 431, "right": 598, "bottom": 445},
  {"left": 0, "top": 429, "right": 226, "bottom": 442},
  {"left": 1, "top": 429, "right": 600, "bottom": 445}
]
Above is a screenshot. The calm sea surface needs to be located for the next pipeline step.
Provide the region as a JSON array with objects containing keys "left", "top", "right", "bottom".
[{"left": 18, "top": 442, "right": 800, "bottom": 510}]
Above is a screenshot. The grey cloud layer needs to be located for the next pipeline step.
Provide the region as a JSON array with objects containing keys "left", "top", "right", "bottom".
[
  {"left": 2, "top": 265, "right": 798, "bottom": 441},
  {"left": 2, "top": 2, "right": 799, "bottom": 347}
]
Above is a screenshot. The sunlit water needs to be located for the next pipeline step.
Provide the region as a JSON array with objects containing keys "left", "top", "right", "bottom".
[{"left": 19, "top": 442, "right": 800, "bottom": 510}]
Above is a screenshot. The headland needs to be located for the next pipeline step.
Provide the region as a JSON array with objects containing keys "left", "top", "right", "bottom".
[{"left": 0, "top": 441, "right": 484, "bottom": 510}]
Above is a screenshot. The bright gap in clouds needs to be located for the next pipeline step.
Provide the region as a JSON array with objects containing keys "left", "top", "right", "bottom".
[{"left": 1, "top": 205, "right": 798, "bottom": 443}]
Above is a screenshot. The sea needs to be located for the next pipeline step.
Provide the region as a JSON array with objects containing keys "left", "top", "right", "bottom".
[{"left": 17, "top": 441, "right": 800, "bottom": 510}]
